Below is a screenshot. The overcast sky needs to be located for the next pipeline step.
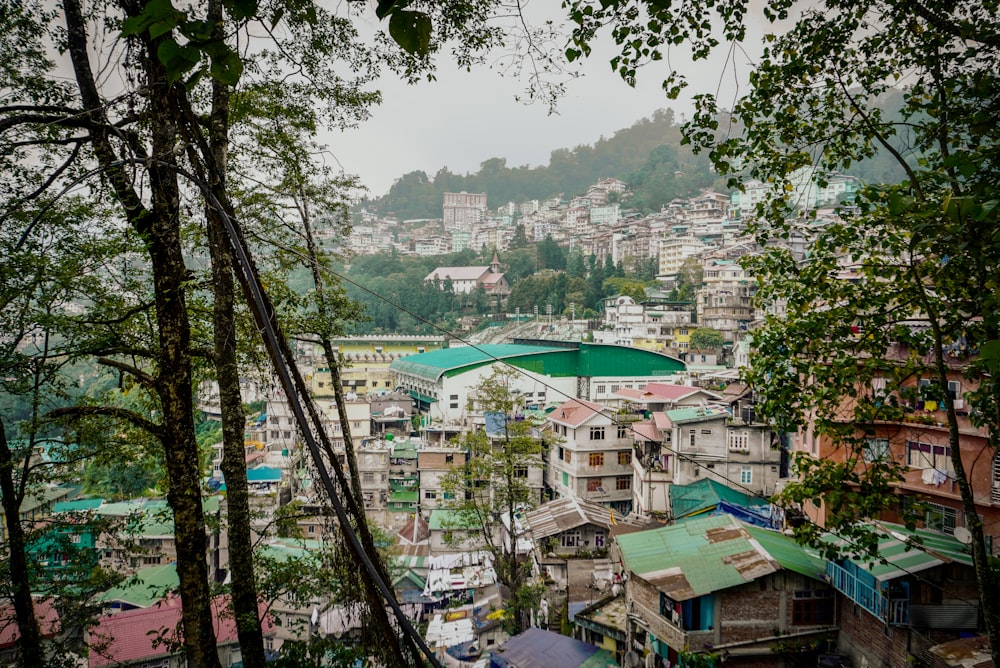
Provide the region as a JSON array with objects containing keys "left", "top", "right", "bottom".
[{"left": 322, "top": 10, "right": 761, "bottom": 197}]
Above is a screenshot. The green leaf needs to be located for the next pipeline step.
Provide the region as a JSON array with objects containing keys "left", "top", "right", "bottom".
[
  {"left": 223, "top": 0, "right": 258, "bottom": 21},
  {"left": 156, "top": 39, "right": 201, "bottom": 84},
  {"left": 209, "top": 49, "right": 244, "bottom": 86},
  {"left": 121, "top": 0, "right": 185, "bottom": 37},
  {"left": 376, "top": 0, "right": 398, "bottom": 20},
  {"left": 388, "top": 9, "right": 432, "bottom": 56}
]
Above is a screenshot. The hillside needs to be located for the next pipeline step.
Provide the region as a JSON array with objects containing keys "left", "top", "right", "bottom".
[{"left": 365, "top": 93, "right": 911, "bottom": 221}]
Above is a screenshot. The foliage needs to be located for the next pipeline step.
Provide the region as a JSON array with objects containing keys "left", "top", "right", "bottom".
[
  {"left": 568, "top": 0, "right": 1000, "bottom": 655},
  {"left": 688, "top": 328, "right": 725, "bottom": 351},
  {"left": 370, "top": 109, "right": 716, "bottom": 215},
  {"left": 440, "top": 367, "right": 549, "bottom": 633}
]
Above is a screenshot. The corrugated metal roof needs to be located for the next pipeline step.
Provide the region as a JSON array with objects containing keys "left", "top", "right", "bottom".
[
  {"left": 548, "top": 397, "right": 607, "bottom": 428},
  {"left": 523, "top": 497, "right": 620, "bottom": 539},
  {"left": 491, "top": 628, "right": 612, "bottom": 668},
  {"left": 98, "top": 564, "right": 179, "bottom": 609},
  {"left": 823, "top": 522, "right": 974, "bottom": 582},
  {"left": 616, "top": 514, "right": 780, "bottom": 600},
  {"left": 743, "top": 525, "right": 827, "bottom": 581},
  {"left": 666, "top": 406, "right": 730, "bottom": 424}
]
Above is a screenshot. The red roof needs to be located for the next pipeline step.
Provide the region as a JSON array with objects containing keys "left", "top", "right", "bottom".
[
  {"left": 652, "top": 412, "right": 673, "bottom": 430},
  {"left": 88, "top": 595, "right": 274, "bottom": 667},
  {"left": 641, "top": 382, "right": 704, "bottom": 400},
  {"left": 0, "top": 599, "right": 60, "bottom": 649},
  {"left": 630, "top": 421, "right": 662, "bottom": 441},
  {"left": 549, "top": 397, "right": 606, "bottom": 427}
]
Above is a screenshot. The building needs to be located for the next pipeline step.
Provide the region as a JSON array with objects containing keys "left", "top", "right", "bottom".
[
  {"left": 628, "top": 405, "right": 780, "bottom": 519},
  {"left": 443, "top": 191, "right": 488, "bottom": 230},
  {"left": 308, "top": 335, "right": 447, "bottom": 398},
  {"left": 423, "top": 253, "right": 509, "bottom": 300},
  {"left": 546, "top": 398, "right": 636, "bottom": 514},
  {"left": 613, "top": 514, "right": 834, "bottom": 666},
  {"left": 389, "top": 341, "right": 686, "bottom": 425}
]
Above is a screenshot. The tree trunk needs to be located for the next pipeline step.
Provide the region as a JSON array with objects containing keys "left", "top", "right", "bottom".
[
  {"left": 295, "top": 196, "right": 364, "bottom": 507},
  {"left": 205, "top": 13, "right": 267, "bottom": 661},
  {"left": 62, "top": 1, "right": 221, "bottom": 663},
  {"left": 0, "top": 419, "right": 44, "bottom": 668}
]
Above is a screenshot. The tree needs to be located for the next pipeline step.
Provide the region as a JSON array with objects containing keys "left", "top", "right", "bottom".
[
  {"left": 510, "top": 223, "right": 530, "bottom": 249},
  {"left": 688, "top": 328, "right": 724, "bottom": 351},
  {"left": 567, "top": 0, "right": 1000, "bottom": 659},
  {"left": 440, "top": 367, "right": 548, "bottom": 633}
]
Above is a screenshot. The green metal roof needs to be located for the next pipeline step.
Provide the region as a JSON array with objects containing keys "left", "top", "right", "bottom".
[
  {"left": 743, "top": 525, "right": 827, "bottom": 581},
  {"left": 390, "top": 343, "right": 686, "bottom": 383},
  {"left": 99, "top": 564, "right": 179, "bottom": 608},
  {"left": 665, "top": 406, "right": 730, "bottom": 424},
  {"left": 616, "top": 514, "right": 780, "bottom": 600},
  {"left": 391, "top": 344, "right": 563, "bottom": 382},
  {"left": 427, "top": 508, "right": 479, "bottom": 530},
  {"left": 53, "top": 498, "right": 104, "bottom": 513},
  {"left": 823, "top": 522, "right": 974, "bottom": 582},
  {"left": 670, "top": 479, "right": 768, "bottom": 519}
]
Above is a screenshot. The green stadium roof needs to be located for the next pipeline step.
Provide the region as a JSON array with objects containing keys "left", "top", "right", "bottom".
[
  {"left": 390, "top": 344, "right": 564, "bottom": 382},
  {"left": 390, "top": 342, "right": 685, "bottom": 383}
]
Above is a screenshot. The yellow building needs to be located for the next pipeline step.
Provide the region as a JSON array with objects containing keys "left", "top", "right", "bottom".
[{"left": 309, "top": 336, "right": 447, "bottom": 397}]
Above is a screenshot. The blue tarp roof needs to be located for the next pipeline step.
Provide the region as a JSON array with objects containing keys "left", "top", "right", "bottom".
[{"left": 490, "top": 628, "right": 616, "bottom": 667}]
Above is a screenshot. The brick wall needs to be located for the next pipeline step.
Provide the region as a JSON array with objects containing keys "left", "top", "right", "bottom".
[{"left": 837, "top": 600, "right": 910, "bottom": 668}]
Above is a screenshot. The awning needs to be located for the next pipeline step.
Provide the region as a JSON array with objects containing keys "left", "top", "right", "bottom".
[{"left": 408, "top": 389, "right": 437, "bottom": 404}]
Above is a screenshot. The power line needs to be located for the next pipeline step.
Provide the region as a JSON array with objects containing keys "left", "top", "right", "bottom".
[{"left": 323, "top": 259, "right": 983, "bottom": 606}]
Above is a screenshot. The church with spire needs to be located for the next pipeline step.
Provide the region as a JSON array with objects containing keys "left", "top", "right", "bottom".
[{"left": 423, "top": 250, "right": 510, "bottom": 304}]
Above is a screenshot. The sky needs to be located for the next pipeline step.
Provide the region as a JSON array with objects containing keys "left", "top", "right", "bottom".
[{"left": 322, "top": 9, "right": 760, "bottom": 198}]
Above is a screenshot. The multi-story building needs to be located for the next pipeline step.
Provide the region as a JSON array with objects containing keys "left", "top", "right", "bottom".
[
  {"left": 416, "top": 444, "right": 468, "bottom": 512},
  {"left": 595, "top": 296, "right": 694, "bottom": 351},
  {"left": 442, "top": 191, "right": 488, "bottom": 230},
  {"left": 658, "top": 236, "right": 709, "bottom": 279},
  {"left": 308, "top": 335, "right": 447, "bottom": 398},
  {"left": 697, "top": 255, "right": 758, "bottom": 344},
  {"left": 628, "top": 405, "right": 779, "bottom": 518},
  {"left": 546, "top": 398, "right": 636, "bottom": 514}
]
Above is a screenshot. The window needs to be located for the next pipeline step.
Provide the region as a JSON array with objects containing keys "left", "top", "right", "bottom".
[
  {"left": 362, "top": 472, "right": 375, "bottom": 485},
  {"left": 596, "top": 384, "right": 606, "bottom": 394},
  {"left": 587, "top": 478, "right": 603, "bottom": 492},
  {"left": 792, "top": 590, "right": 834, "bottom": 626},
  {"left": 740, "top": 466, "right": 752, "bottom": 485},
  {"left": 562, "top": 471, "right": 569, "bottom": 487},
  {"left": 424, "top": 490, "right": 438, "bottom": 500},
  {"left": 701, "top": 429, "right": 712, "bottom": 435},
  {"left": 594, "top": 530, "right": 605, "bottom": 548},
  {"left": 616, "top": 475, "right": 631, "bottom": 490},
  {"left": 618, "top": 451, "right": 631, "bottom": 466},
  {"left": 69, "top": 534, "right": 81, "bottom": 544},
  {"left": 590, "top": 426, "right": 606, "bottom": 440},
  {"left": 947, "top": 380, "right": 962, "bottom": 400},
  {"left": 618, "top": 425, "right": 629, "bottom": 439},
  {"left": 450, "top": 394, "right": 459, "bottom": 400},
  {"left": 689, "top": 430, "right": 696, "bottom": 447},
  {"left": 863, "top": 438, "right": 890, "bottom": 463},
  {"left": 589, "top": 452, "right": 605, "bottom": 467},
  {"left": 728, "top": 431, "right": 749, "bottom": 452},
  {"left": 450, "top": 403, "right": 459, "bottom": 409},
  {"left": 906, "top": 441, "right": 953, "bottom": 472},
  {"left": 514, "top": 466, "right": 528, "bottom": 478},
  {"left": 925, "top": 501, "right": 958, "bottom": 534},
  {"left": 610, "top": 384, "right": 620, "bottom": 393},
  {"left": 561, "top": 530, "right": 581, "bottom": 548}
]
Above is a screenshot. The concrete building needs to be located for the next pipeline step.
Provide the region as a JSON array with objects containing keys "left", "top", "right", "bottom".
[
  {"left": 546, "top": 398, "right": 636, "bottom": 514},
  {"left": 443, "top": 191, "right": 488, "bottom": 230},
  {"left": 389, "top": 342, "right": 686, "bottom": 426}
]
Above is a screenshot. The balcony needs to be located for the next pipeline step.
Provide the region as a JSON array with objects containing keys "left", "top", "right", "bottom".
[{"left": 827, "top": 562, "right": 910, "bottom": 626}]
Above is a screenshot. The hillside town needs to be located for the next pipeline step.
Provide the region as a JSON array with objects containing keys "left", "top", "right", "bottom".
[{"left": 4, "top": 172, "right": 992, "bottom": 668}]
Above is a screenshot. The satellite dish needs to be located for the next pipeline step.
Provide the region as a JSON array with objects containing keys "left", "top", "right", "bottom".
[
  {"left": 624, "top": 651, "right": 641, "bottom": 668},
  {"left": 954, "top": 527, "right": 973, "bottom": 545}
]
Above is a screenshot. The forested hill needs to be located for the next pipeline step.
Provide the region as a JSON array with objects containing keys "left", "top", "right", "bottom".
[
  {"left": 367, "top": 108, "right": 723, "bottom": 219},
  {"left": 365, "top": 92, "right": 910, "bottom": 221}
]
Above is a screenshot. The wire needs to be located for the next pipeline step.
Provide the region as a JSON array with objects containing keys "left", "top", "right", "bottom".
[{"left": 323, "top": 259, "right": 984, "bottom": 608}]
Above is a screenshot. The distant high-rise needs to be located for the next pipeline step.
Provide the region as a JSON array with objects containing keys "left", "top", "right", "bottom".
[{"left": 443, "top": 191, "right": 487, "bottom": 230}]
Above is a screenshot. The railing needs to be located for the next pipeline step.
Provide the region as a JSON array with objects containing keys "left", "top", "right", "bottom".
[{"left": 827, "top": 562, "right": 911, "bottom": 626}]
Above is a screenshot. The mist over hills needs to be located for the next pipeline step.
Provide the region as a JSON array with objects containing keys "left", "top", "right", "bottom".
[{"left": 366, "top": 92, "right": 909, "bottom": 221}]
